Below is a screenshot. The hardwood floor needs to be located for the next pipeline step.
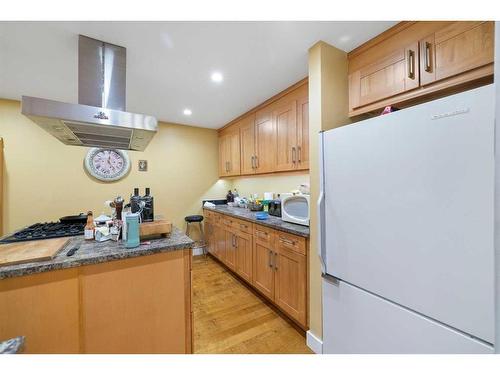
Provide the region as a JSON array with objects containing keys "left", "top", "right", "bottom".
[{"left": 192, "top": 255, "right": 312, "bottom": 354}]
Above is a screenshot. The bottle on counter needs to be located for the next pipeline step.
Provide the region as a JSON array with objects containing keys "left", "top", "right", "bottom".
[
  {"left": 84, "top": 211, "right": 96, "bottom": 240},
  {"left": 141, "top": 187, "right": 154, "bottom": 222},
  {"left": 130, "top": 188, "right": 141, "bottom": 213},
  {"left": 226, "top": 190, "right": 234, "bottom": 203}
]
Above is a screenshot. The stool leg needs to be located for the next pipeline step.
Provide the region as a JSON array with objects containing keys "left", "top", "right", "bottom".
[{"left": 199, "top": 222, "right": 206, "bottom": 258}]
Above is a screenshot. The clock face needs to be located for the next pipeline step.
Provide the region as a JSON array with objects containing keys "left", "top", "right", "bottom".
[{"left": 84, "top": 148, "right": 130, "bottom": 182}]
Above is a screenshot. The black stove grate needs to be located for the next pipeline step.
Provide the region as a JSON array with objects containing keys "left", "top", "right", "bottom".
[{"left": 0, "top": 222, "right": 85, "bottom": 243}]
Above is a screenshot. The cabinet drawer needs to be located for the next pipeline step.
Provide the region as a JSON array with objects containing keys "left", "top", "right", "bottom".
[
  {"left": 254, "top": 225, "right": 275, "bottom": 246},
  {"left": 233, "top": 219, "right": 252, "bottom": 234},
  {"left": 276, "top": 232, "right": 306, "bottom": 255}
]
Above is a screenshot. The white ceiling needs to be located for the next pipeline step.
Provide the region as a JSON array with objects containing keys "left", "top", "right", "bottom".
[{"left": 0, "top": 21, "right": 396, "bottom": 129}]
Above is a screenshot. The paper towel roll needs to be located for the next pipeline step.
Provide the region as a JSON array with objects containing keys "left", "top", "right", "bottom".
[{"left": 264, "top": 192, "right": 274, "bottom": 200}]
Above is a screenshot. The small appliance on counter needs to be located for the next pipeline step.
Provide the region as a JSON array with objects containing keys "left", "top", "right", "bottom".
[
  {"left": 281, "top": 193, "right": 310, "bottom": 226},
  {"left": 268, "top": 196, "right": 282, "bottom": 217}
]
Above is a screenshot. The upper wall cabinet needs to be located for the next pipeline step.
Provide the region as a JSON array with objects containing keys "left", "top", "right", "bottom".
[
  {"left": 348, "top": 21, "right": 494, "bottom": 116},
  {"left": 218, "top": 80, "right": 308, "bottom": 177},
  {"left": 219, "top": 128, "right": 241, "bottom": 177}
]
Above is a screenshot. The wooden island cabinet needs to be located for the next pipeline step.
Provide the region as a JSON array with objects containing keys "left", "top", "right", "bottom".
[
  {"left": 203, "top": 208, "right": 309, "bottom": 329},
  {"left": 0, "top": 249, "right": 192, "bottom": 354}
]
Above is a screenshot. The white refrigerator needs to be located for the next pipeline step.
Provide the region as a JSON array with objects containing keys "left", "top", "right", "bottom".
[{"left": 319, "top": 85, "right": 495, "bottom": 354}]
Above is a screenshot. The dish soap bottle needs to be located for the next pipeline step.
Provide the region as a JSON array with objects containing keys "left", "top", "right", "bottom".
[{"left": 84, "top": 211, "right": 96, "bottom": 240}]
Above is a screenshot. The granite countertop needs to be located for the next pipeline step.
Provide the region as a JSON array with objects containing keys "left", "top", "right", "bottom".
[
  {"left": 0, "top": 227, "right": 194, "bottom": 280},
  {"left": 204, "top": 205, "right": 310, "bottom": 237}
]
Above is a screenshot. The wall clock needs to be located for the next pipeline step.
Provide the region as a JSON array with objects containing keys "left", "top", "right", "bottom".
[{"left": 84, "top": 148, "right": 131, "bottom": 182}]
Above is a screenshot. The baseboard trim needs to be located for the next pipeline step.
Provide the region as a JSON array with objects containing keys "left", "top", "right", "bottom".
[{"left": 306, "top": 330, "right": 323, "bottom": 354}]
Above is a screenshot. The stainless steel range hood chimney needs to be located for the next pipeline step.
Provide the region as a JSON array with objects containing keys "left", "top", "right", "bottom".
[{"left": 21, "top": 35, "right": 157, "bottom": 151}]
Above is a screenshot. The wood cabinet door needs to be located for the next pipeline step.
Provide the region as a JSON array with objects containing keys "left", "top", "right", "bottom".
[
  {"left": 227, "top": 131, "right": 241, "bottom": 176},
  {"left": 432, "top": 22, "right": 494, "bottom": 83},
  {"left": 218, "top": 135, "right": 230, "bottom": 177},
  {"left": 349, "top": 43, "right": 420, "bottom": 109},
  {"left": 215, "top": 224, "right": 226, "bottom": 262},
  {"left": 239, "top": 114, "right": 256, "bottom": 175},
  {"left": 252, "top": 242, "right": 275, "bottom": 300},
  {"left": 206, "top": 220, "right": 216, "bottom": 255},
  {"left": 235, "top": 232, "right": 253, "bottom": 283},
  {"left": 254, "top": 111, "right": 276, "bottom": 174},
  {"left": 274, "top": 100, "right": 297, "bottom": 172},
  {"left": 274, "top": 248, "right": 307, "bottom": 326},
  {"left": 296, "top": 97, "right": 309, "bottom": 170},
  {"left": 224, "top": 230, "right": 237, "bottom": 271}
]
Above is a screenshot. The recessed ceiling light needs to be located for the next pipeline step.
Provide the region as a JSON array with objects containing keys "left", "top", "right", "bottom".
[
  {"left": 211, "top": 72, "right": 224, "bottom": 83},
  {"left": 183, "top": 108, "right": 192, "bottom": 116},
  {"left": 339, "top": 35, "right": 351, "bottom": 43}
]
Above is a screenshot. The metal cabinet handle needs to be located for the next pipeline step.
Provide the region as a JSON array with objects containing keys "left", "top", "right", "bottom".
[
  {"left": 297, "top": 146, "right": 302, "bottom": 163},
  {"left": 407, "top": 49, "right": 415, "bottom": 79},
  {"left": 234, "top": 236, "right": 238, "bottom": 248},
  {"left": 251, "top": 156, "right": 255, "bottom": 169},
  {"left": 424, "top": 42, "right": 432, "bottom": 72},
  {"left": 228, "top": 160, "right": 231, "bottom": 172},
  {"left": 257, "top": 230, "right": 268, "bottom": 239},
  {"left": 274, "top": 252, "right": 278, "bottom": 270},
  {"left": 268, "top": 250, "right": 273, "bottom": 268},
  {"left": 280, "top": 237, "right": 296, "bottom": 245},
  {"left": 255, "top": 155, "right": 259, "bottom": 168},
  {"left": 292, "top": 146, "right": 296, "bottom": 163}
]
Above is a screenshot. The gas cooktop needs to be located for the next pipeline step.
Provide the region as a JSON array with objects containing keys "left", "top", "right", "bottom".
[{"left": 0, "top": 222, "right": 85, "bottom": 243}]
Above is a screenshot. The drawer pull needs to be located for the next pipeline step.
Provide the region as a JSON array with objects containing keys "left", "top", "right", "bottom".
[
  {"left": 424, "top": 42, "right": 432, "bottom": 72},
  {"left": 257, "top": 230, "right": 268, "bottom": 239},
  {"left": 268, "top": 250, "right": 273, "bottom": 268},
  {"left": 407, "top": 49, "right": 415, "bottom": 79},
  {"left": 274, "top": 252, "right": 278, "bottom": 270},
  {"left": 280, "top": 237, "right": 296, "bottom": 246}
]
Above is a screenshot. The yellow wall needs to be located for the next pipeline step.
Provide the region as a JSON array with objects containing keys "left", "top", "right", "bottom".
[
  {"left": 0, "top": 99, "right": 231, "bottom": 235},
  {"left": 230, "top": 172, "right": 309, "bottom": 199},
  {"left": 308, "top": 41, "right": 350, "bottom": 342}
]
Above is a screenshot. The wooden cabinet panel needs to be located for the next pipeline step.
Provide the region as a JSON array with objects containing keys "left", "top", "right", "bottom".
[
  {"left": 274, "top": 101, "right": 297, "bottom": 172},
  {"left": 235, "top": 231, "right": 253, "bottom": 283},
  {"left": 252, "top": 242, "right": 275, "bottom": 300},
  {"left": 205, "top": 219, "right": 215, "bottom": 256},
  {"left": 348, "top": 21, "right": 494, "bottom": 116},
  {"left": 296, "top": 97, "right": 309, "bottom": 170},
  {"left": 0, "top": 269, "right": 80, "bottom": 353},
  {"left": 433, "top": 21, "right": 494, "bottom": 82},
  {"left": 215, "top": 224, "right": 226, "bottom": 262},
  {"left": 81, "top": 251, "right": 191, "bottom": 353},
  {"left": 219, "top": 130, "right": 240, "bottom": 177},
  {"left": 239, "top": 114, "right": 256, "bottom": 175},
  {"left": 355, "top": 49, "right": 408, "bottom": 107},
  {"left": 254, "top": 111, "right": 276, "bottom": 174},
  {"left": 276, "top": 232, "right": 307, "bottom": 256},
  {"left": 224, "top": 230, "right": 237, "bottom": 271},
  {"left": 274, "top": 248, "right": 307, "bottom": 326}
]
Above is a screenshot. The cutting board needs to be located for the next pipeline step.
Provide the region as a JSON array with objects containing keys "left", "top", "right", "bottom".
[
  {"left": 0, "top": 238, "right": 70, "bottom": 267},
  {"left": 139, "top": 220, "right": 172, "bottom": 238}
]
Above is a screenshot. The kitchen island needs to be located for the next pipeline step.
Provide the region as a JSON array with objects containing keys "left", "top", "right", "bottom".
[{"left": 0, "top": 227, "right": 194, "bottom": 354}]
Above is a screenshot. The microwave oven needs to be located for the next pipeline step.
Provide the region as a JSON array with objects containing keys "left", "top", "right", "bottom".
[{"left": 280, "top": 193, "right": 310, "bottom": 226}]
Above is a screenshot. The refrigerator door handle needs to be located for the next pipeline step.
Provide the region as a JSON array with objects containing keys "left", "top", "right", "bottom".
[{"left": 318, "top": 132, "right": 327, "bottom": 275}]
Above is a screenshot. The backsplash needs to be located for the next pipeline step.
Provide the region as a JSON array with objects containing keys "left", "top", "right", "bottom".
[{"left": 230, "top": 173, "right": 310, "bottom": 199}]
